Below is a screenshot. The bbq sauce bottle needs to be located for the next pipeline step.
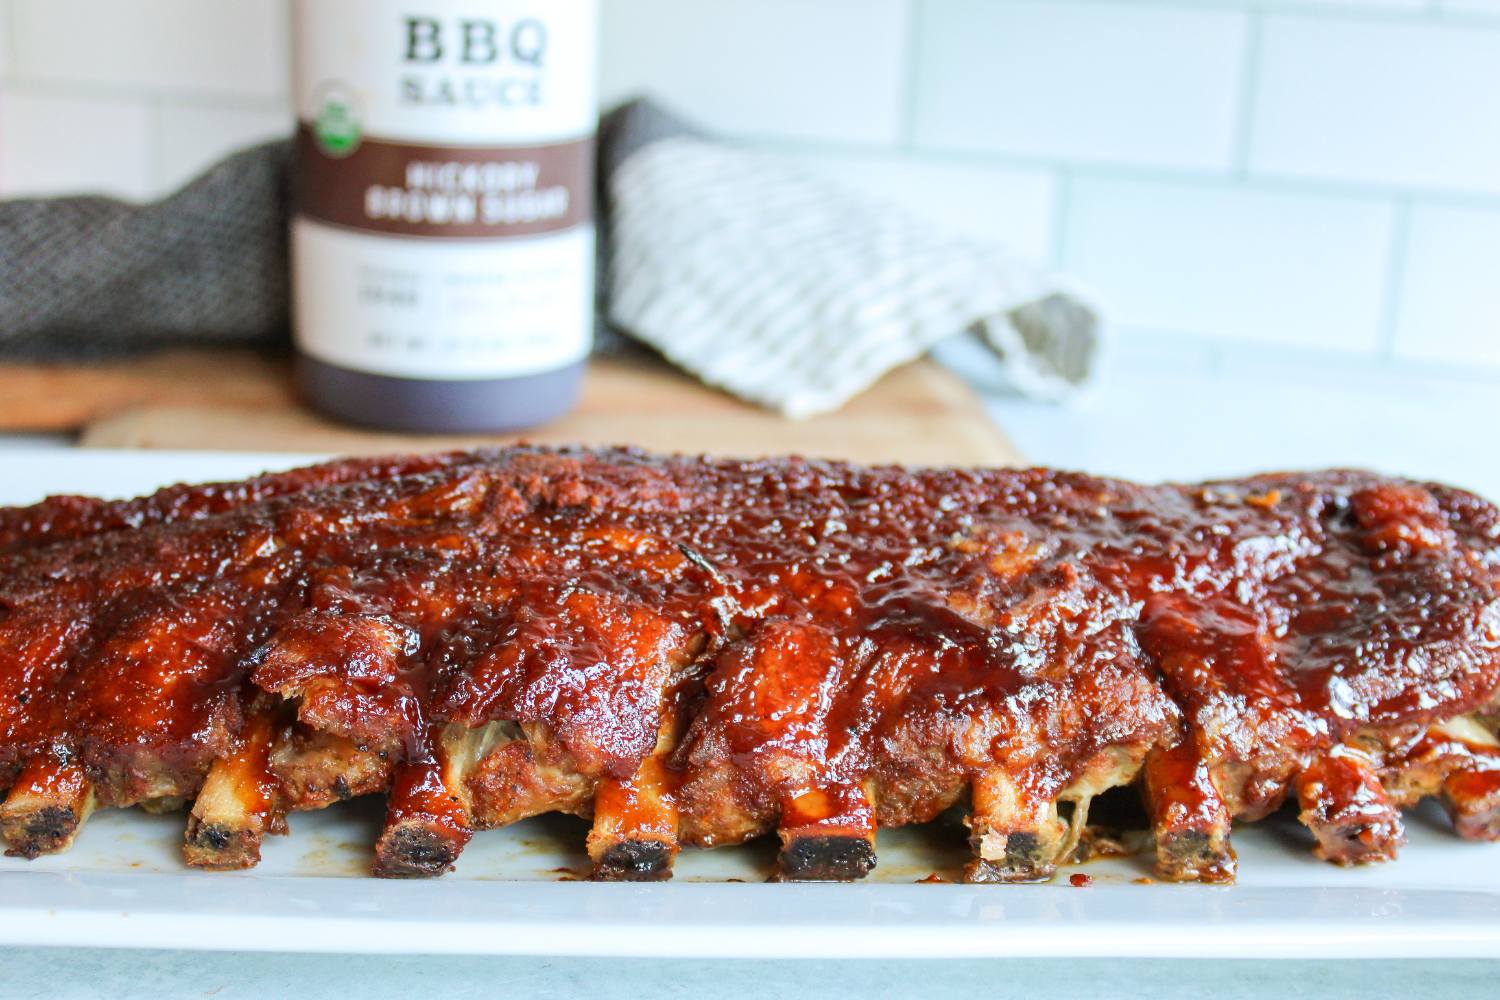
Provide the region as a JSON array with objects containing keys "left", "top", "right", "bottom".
[{"left": 290, "top": 0, "right": 598, "bottom": 432}]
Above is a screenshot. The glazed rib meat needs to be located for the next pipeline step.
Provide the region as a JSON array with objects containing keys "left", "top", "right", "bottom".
[{"left": 1, "top": 446, "right": 1498, "bottom": 883}]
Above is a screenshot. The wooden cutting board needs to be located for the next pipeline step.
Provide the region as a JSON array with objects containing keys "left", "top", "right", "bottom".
[{"left": 0, "top": 349, "right": 1022, "bottom": 466}]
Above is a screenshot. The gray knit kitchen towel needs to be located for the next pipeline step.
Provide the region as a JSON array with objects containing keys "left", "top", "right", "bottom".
[
  {"left": 0, "top": 142, "right": 293, "bottom": 359},
  {"left": 0, "top": 99, "right": 1101, "bottom": 414}
]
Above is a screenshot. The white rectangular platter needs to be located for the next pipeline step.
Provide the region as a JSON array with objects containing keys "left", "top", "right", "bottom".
[{"left": 1, "top": 450, "right": 1498, "bottom": 958}]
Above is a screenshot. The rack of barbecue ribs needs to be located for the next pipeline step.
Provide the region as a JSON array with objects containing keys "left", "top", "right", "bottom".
[{"left": 1, "top": 446, "right": 1497, "bottom": 883}]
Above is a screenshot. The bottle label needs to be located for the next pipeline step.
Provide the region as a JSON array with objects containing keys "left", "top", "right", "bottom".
[
  {"left": 293, "top": 219, "right": 593, "bottom": 380},
  {"left": 290, "top": 0, "right": 597, "bottom": 381}
]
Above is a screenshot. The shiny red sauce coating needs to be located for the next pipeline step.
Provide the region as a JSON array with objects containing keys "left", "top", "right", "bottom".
[{"left": 0, "top": 447, "right": 1496, "bottom": 842}]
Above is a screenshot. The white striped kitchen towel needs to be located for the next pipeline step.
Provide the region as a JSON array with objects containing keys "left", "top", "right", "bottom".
[{"left": 601, "top": 101, "right": 1102, "bottom": 419}]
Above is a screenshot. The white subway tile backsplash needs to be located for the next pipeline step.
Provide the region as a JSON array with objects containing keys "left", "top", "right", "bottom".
[
  {"left": 912, "top": 0, "right": 1247, "bottom": 170},
  {"left": 0, "top": 0, "right": 12, "bottom": 79},
  {"left": 11, "top": 0, "right": 287, "bottom": 98},
  {"left": 600, "top": 0, "right": 907, "bottom": 145},
  {"left": 1251, "top": 17, "right": 1500, "bottom": 195},
  {"left": 151, "top": 103, "right": 293, "bottom": 197},
  {"left": 1392, "top": 205, "right": 1500, "bottom": 368},
  {"left": 1063, "top": 177, "right": 1392, "bottom": 351},
  {"left": 0, "top": 0, "right": 1499, "bottom": 378},
  {"left": 792, "top": 153, "right": 1058, "bottom": 263},
  {"left": 1442, "top": 2, "right": 1500, "bottom": 17},
  {"left": 0, "top": 91, "right": 151, "bottom": 199}
]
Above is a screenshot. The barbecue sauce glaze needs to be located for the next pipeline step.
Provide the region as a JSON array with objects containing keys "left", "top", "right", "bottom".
[{"left": 0, "top": 449, "right": 1497, "bottom": 847}]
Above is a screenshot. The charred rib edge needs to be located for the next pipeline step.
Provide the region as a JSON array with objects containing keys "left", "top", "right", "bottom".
[
  {"left": 1296, "top": 745, "right": 1405, "bottom": 866},
  {"left": 964, "top": 768, "right": 1067, "bottom": 883},
  {"left": 588, "top": 725, "right": 682, "bottom": 882},
  {"left": 1143, "top": 742, "right": 1236, "bottom": 883},
  {"left": 1431, "top": 716, "right": 1500, "bottom": 842},
  {"left": 183, "top": 704, "right": 281, "bottom": 870},
  {"left": 0, "top": 754, "right": 96, "bottom": 859},
  {"left": 370, "top": 721, "right": 497, "bottom": 878},
  {"left": 776, "top": 778, "right": 878, "bottom": 882}
]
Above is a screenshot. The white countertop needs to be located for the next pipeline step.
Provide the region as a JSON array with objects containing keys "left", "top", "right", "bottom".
[
  {"left": 980, "top": 335, "right": 1500, "bottom": 501},
  {"left": 2, "top": 343, "right": 1497, "bottom": 996}
]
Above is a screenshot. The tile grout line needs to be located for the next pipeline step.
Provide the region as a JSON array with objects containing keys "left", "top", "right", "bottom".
[
  {"left": 2, "top": 0, "right": 17, "bottom": 83},
  {"left": 0, "top": 78, "right": 289, "bottom": 112},
  {"left": 1375, "top": 194, "right": 1415, "bottom": 361},
  {"left": 760, "top": 131, "right": 1500, "bottom": 213},
  {"left": 1035, "top": 0, "right": 1500, "bottom": 31},
  {"left": 1229, "top": 8, "right": 1265, "bottom": 180},
  {"left": 895, "top": 0, "right": 925, "bottom": 151}
]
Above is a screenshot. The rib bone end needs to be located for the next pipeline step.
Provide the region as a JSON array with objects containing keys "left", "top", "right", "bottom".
[
  {"left": 593, "top": 839, "right": 677, "bottom": 881},
  {"left": 372, "top": 749, "right": 474, "bottom": 879},
  {"left": 776, "top": 784, "right": 878, "bottom": 881},
  {"left": 779, "top": 834, "right": 877, "bottom": 881},
  {"left": 1296, "top": 748, "right": 1404, "bottom": 865},
  {"left": 0, "top": 758, "right": 96, "bottom": 859},
  {"left": 2, "top": 803, "right": 91, "bottom": 859},
  {"left": 964, "top": 769, "right": 1066, "bottom": 883},
  {"left": 587, "top": 754, "right": 681, "bottom": 882},
  {"left": 183, "top": 821, "right": 264, "bottom": 870},
  {"left": 183, "top": 706, "right": 280, "bottom": 870},
  {"left": 1443, "top": 768, "right": 1500, "bottom": 842},
  {"left": 372, "top": 821, "right": 468, "bottom": 878},
  {"left": 1154, "top": 828, "right": 1237, "bottom": 883},
  {"left": 964, "top": 830, "right": 1059, "bottom": 884},
  {"left": 1143, "top": 743, "right": 1238, "bottom": 883}
]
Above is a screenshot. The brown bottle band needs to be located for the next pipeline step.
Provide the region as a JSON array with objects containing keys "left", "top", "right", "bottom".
[{"left": 295, "top": 124, "right": 594, "bottom": 239}]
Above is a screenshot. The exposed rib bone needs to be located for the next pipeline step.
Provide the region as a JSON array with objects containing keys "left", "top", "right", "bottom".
[
  {"left": 3, "top": 450, "right": 1500, "bottom": 887},
  {"left": 1295, "top": 745, "right": 1404, "bottom": 865},
  {"left": 1428, "top": 716, "right": 1500, "bottom": 842},
  {"left": 588, "top": 733, "right": 682, "bottom": 881},
  {"left": 1431, "top": 714, "right": 1500, "bottom": 749},
  {"left": 372, "top": 723, "right": 476, "bottom": 878},
  {"left": 964, "top": 768, "right": 1067, "bottom": 883},
  {"left": 183, "top": 704, "right": 282, "bottom": 869},
  {"left": 777, "top": 779, "right": 878, "bottom": 882},
  {"left": 1443, "top": 767, "right": 1500, "bottom": 841},
  {"left": 1142, "top": 742, "right": 1236, "bottom": 883},
  {"left": 0, "top": 753, "right": 95, "bottom": 859}
]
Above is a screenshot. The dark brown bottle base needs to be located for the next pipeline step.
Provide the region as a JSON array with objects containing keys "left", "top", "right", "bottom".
[{"left": 296, "top": 356, "right": 586, "bottom": 434}]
